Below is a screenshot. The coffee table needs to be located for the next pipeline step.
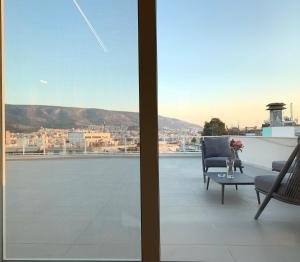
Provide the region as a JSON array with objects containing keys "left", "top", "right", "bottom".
[{"left": 205, "top": 171, "right": 254, "bottom": 204}]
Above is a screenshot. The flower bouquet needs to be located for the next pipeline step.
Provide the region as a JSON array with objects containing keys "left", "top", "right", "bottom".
[
  {"left": 226, "top": 139, "right": 244, "bottom": 178},
  {"left": 230, "top": 139, "right": 244, "bottom": 155}
]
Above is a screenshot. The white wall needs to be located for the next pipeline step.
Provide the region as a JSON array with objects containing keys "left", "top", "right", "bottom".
[
  {"left": 230, "top": 136, "right": 298, "bottom": 170},
  {"left": 271, "top": 126, "right": 297, "bottom": 137}
]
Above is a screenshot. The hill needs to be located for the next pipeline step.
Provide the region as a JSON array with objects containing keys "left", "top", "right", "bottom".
[{"left": 5, "top": 104, "right": 201, "bottom": 132}]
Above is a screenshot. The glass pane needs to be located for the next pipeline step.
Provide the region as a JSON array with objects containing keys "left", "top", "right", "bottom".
[
  {"left": 158, "top": 0, "right": 300, "bottom": 261},
  {"left": 4, "top": 0, "right": 140, "bottom": 259}
]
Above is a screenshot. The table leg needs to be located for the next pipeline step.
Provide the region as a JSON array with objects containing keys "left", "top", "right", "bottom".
[
  {"left": 235, "top": 184, "right": 238, "bottom": 190},
  {"left": 206, "top": 177, "right": 210, "bottom": 190},
  {"left": 221, "top": 185, "right": 225, "bottom": 204}
]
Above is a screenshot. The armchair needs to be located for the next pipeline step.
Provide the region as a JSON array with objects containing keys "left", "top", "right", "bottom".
[
  {"left": 201, "top": 137, "right": 244, "bottom": 183},
  {"left": 254, "top": 141, "right": 300, "bottom": 219}
]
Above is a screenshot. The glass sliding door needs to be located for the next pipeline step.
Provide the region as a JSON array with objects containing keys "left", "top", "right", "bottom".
[
  {"left": 4, "top": 0, "right": 141, "bottom": 259},
  {"left": 157, "top": 0, "right": 300, "bottom": 261}
]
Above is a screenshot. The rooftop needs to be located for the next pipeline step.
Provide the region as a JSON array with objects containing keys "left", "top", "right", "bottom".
[{"left": 5, "top": 155, "right": 300, "bottom": 261}]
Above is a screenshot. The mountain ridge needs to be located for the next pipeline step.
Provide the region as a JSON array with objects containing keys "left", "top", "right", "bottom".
[{"left": 5, "top": 104, "right": 201, "bottom": 132}]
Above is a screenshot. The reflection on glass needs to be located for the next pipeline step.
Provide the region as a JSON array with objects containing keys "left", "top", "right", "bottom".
[{"left": 5, "top": 0, "right": 140, "bottom": 259}]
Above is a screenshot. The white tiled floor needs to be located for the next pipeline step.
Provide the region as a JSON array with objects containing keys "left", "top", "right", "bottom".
[{"left": 5, "top": 157, "right": 300, "bottom": 261}]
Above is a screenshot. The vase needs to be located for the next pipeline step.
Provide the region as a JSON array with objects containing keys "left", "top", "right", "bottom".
[{"left": 226, "top": 158, "right": 234, "bottom": 179}]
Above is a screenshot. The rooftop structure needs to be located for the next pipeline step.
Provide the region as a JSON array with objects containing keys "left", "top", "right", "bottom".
[
  {"left": 266, "top": 103, "right": 286, "bottom": 127},
  {"left": 263, "top": 103, "right": 300, "bottom": 137}
]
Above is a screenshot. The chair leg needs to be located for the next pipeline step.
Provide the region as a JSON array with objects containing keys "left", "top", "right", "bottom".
[
  {"left": 203, "top": 167, "right": 208, "bottom": 183},
  {"left": 239, "top": 167, "right": 243, "bottom": 173},
  {"left": 256, "top": 190, "right": 261, "bottom": 204},
  {"left": 202, "top": 163, "right": 206, "bottom": 183},
  {"left": 206, "top": 177, "right": 210, "bottom": 190},
  {"left": 235, "top": 184, "right": 238, "bottom": 190},
  {"left": 254, "top": 194, "right": 272, "bottom": 220}
]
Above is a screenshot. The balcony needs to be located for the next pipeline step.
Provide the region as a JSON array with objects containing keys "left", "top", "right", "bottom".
[{"left": 5, "top": 136, "right": 300, "bottom": 261}]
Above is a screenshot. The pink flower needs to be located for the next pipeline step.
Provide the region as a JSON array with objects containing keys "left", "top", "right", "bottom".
[{"left": 230, "top": 139, "right": 244, "bottom": 152}]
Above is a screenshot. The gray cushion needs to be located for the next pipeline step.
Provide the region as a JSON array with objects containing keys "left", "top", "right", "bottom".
[
  {"left": 204, "top": 137, "right": 232, "bottom": 158},
  {"left": 272, "top": 160, "right": 295, "bottom": 172},
  {"left": 255, "top": 175, "right": 289, "bottom": 193},
  {"left": 255, "top": 175, "right": 277, "bottom": 192},
  {"left": 204, "top": 157, "right": 242, "bottom": 168},
  {"left": 272, "top": 161, "right": 286, "bottom": 172}
]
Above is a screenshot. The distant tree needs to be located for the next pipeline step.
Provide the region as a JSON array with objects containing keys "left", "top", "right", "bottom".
[
  {"left": 191, "top": 137, "right": 197, "bottom": 144},
  {"left": 202, "top": 118, "right": 227, "bottom": 136}
]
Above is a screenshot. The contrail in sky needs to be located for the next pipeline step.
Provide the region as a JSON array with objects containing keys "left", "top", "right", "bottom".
[{"left": 72, "top": 0, "right": 108, "bottom": 53}]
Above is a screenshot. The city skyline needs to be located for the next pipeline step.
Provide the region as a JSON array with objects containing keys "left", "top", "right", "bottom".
[{"left": 4, "top": 0, "right": 300, "bottom": 127}]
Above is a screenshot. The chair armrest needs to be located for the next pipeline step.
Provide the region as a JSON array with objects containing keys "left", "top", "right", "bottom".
[{"left": 200, "top": 138, "right": 206, "bottom": 158}]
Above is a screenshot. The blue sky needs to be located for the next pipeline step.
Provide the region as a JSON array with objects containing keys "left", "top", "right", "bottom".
[
  {"left": 5, "top": 0, "right": 300, "bottom": 126},
  {"left": 5, "top": 0, "right": 139, "bottom": 111}
]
